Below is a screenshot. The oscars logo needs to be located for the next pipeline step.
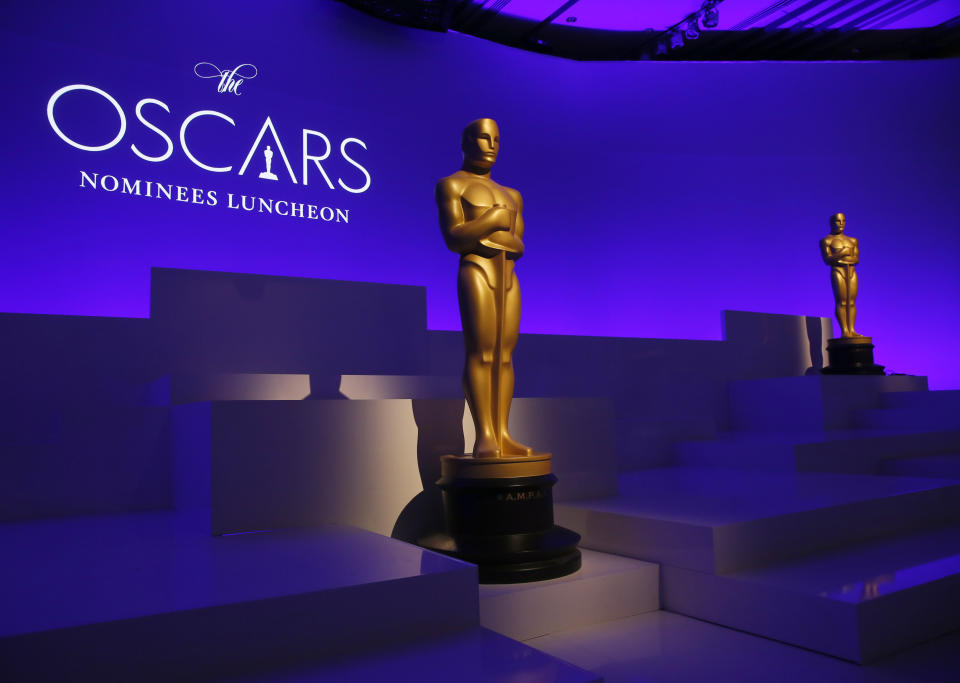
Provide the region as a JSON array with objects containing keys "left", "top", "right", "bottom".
[{"left": 193, "top": 62, "right": 258, "bottom": 95}]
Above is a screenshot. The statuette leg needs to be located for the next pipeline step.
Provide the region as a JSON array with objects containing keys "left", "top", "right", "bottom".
[
  {"left": 498, "top": 276, "right": 533, "bottom": 456},
  {"left": 459, "top": 264, "right": 501, "bottom": 458}
]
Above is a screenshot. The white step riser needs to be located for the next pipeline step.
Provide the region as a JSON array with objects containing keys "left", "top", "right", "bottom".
[
  {"left": 662, "top": 564, "right": 960, "bottom": 663},
  {"left": 881, "top": 455, "right": 960, "bottom": 479},
  {"left": 728, "top": 376, "right": 927, "bottom": 432},
  {"left": 663, "top": 566, "right": 860, "bottom": 661},
  {"left": 677, "top": 431, "right": 960, "bottom": 475},
  {"left": 675, "top": 440, "right": 798, "bottom": 471},
  {"left": 855, "top": 407, "right": 960, "bottom": 431},
  {"left": 795, "top": 431, "right": 960, "bottom": 475}
]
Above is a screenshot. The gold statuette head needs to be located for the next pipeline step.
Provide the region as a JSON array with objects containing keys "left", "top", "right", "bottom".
[
  {"left": 461, "top": 118, "right": 500, "bottom": 171},
  {"left": 830, "top": 212, "right": 846, "bottom": 234}
]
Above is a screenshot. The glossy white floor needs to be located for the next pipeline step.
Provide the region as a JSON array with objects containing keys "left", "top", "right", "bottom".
[{"left": 527, "top": 610, "right": 960, "bottom": 683}]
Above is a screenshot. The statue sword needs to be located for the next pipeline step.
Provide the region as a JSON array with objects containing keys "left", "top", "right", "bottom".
[
  {"left": 490, "top": 204, "right": 511, "bottom": 457},
  {"left": 492, "top": 243, "right": 506, "bottom": 456}
]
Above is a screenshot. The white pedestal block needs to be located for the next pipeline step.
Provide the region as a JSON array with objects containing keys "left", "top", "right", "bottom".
[
  {"left": 173, "top": 396, "right": 616, "bottom": 536},
  {"left": 479, "top": 549, "right": 659, "bottom": 641},
  {"left": 174, "top": 400, "right": 428, "bottom": 537},
  {"left": 150, "top": 268, "right": 429, "bottom": 376}
]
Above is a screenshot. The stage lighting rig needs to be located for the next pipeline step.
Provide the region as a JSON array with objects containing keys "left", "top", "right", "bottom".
[
  {"left": 701, "top": 1, "right": 720, "bottom": 29},
  {"left": 634, "top": 0, "right": 725, "bottom": 58}
]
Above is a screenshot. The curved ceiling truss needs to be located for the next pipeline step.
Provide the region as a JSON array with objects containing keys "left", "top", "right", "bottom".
[{"left": 338, "top": 0, "right": 960, "bottom": 60}]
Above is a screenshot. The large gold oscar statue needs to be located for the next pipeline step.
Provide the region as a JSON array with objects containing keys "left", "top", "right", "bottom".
[
  {"left": 436, "top": 117, "right": 534, "bottom": 462},
  {"left": 421, "top": 118, "right": 580, "bottom": 582},
  {"left": 819, "top": 212, "right": 884, "bottom": 375},
  {"left": 820, "top": 212, "right": 861, "bottom": 339}
]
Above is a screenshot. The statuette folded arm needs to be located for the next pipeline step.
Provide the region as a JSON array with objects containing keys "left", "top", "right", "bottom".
[
  {"left": 820, "top": 238, "right": 859, "bottom": 266},
  {"left": 482, "top": 230, "right": 525, "bottom": 258},
  {"left": 436, "top": 182, "right": 513, "bottom": 253}
]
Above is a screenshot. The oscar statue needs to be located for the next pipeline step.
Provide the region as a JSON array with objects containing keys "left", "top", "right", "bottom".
[
  {"left": 820, "top": 213, "right": 884, "bottom": 374},
  {"left": 420, "top": 118, "right": 580, "bottom": 582}
]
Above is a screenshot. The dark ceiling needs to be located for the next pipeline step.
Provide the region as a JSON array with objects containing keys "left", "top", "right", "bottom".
[{"left": 338, "top": 0, "right": 960, "bottom": 60}]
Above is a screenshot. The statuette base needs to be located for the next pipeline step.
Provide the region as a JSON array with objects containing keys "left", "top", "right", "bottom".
[
  {"left": 822, "top": 337, "right": 885, "bottom": 375},
  {"left": 420, "top": 454, "right": 581, "bottom": 583}
]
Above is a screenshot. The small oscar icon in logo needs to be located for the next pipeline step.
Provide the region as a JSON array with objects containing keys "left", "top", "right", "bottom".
[{"left": 259, "top": 145, "right": 278, "bottom": 181}]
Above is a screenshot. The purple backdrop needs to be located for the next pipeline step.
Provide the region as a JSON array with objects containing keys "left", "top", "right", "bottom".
[{"left": 2, "top": 1, "right": 958, "bottom": 387}]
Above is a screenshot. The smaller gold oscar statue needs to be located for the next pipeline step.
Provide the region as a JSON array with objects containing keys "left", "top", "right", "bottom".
[
  {"left": 819, "top": 213, "right": 883, "bottom": 374},
  {"left": 419, "top": 119, "right": 580, "bottom": 583}
]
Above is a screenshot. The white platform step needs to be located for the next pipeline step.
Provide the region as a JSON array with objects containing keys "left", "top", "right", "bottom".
[
  {"left": 727, "top": 375, "right": 927, "bottom": 432},
  {"left": 555, "top": 468, "right": 960, "bottom": 573},
  {"left": 224, "top": 627, "right": 600, "bottom": 683},
  {"left": 526, "top": 609, "right": 960, "bottom": 682},
  {"left": 480, "top": 549, "right": 659, "bottom": 641},
  {"left": 855, "top": 405, "right": 960, "bottom": 431},
  {"left": 0, "top": 512, "right": 477, "bottom": 682},
  {"left": 662, "top": 524, "right": 960, "bottom": 662},
  {"left": 882, "top": 389, "right": 960, "bottom": 409},
  {"left": 675, "top": 429, "right": 960, "bottom": 474}
]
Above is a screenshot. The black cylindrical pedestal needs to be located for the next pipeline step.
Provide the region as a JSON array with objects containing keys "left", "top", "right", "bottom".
[
  {"left": 420, "top": 463, "right": 581, "bottom": 583},
  {"left": 822, "top": 337, "right": 885, "bottom": 375}
]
